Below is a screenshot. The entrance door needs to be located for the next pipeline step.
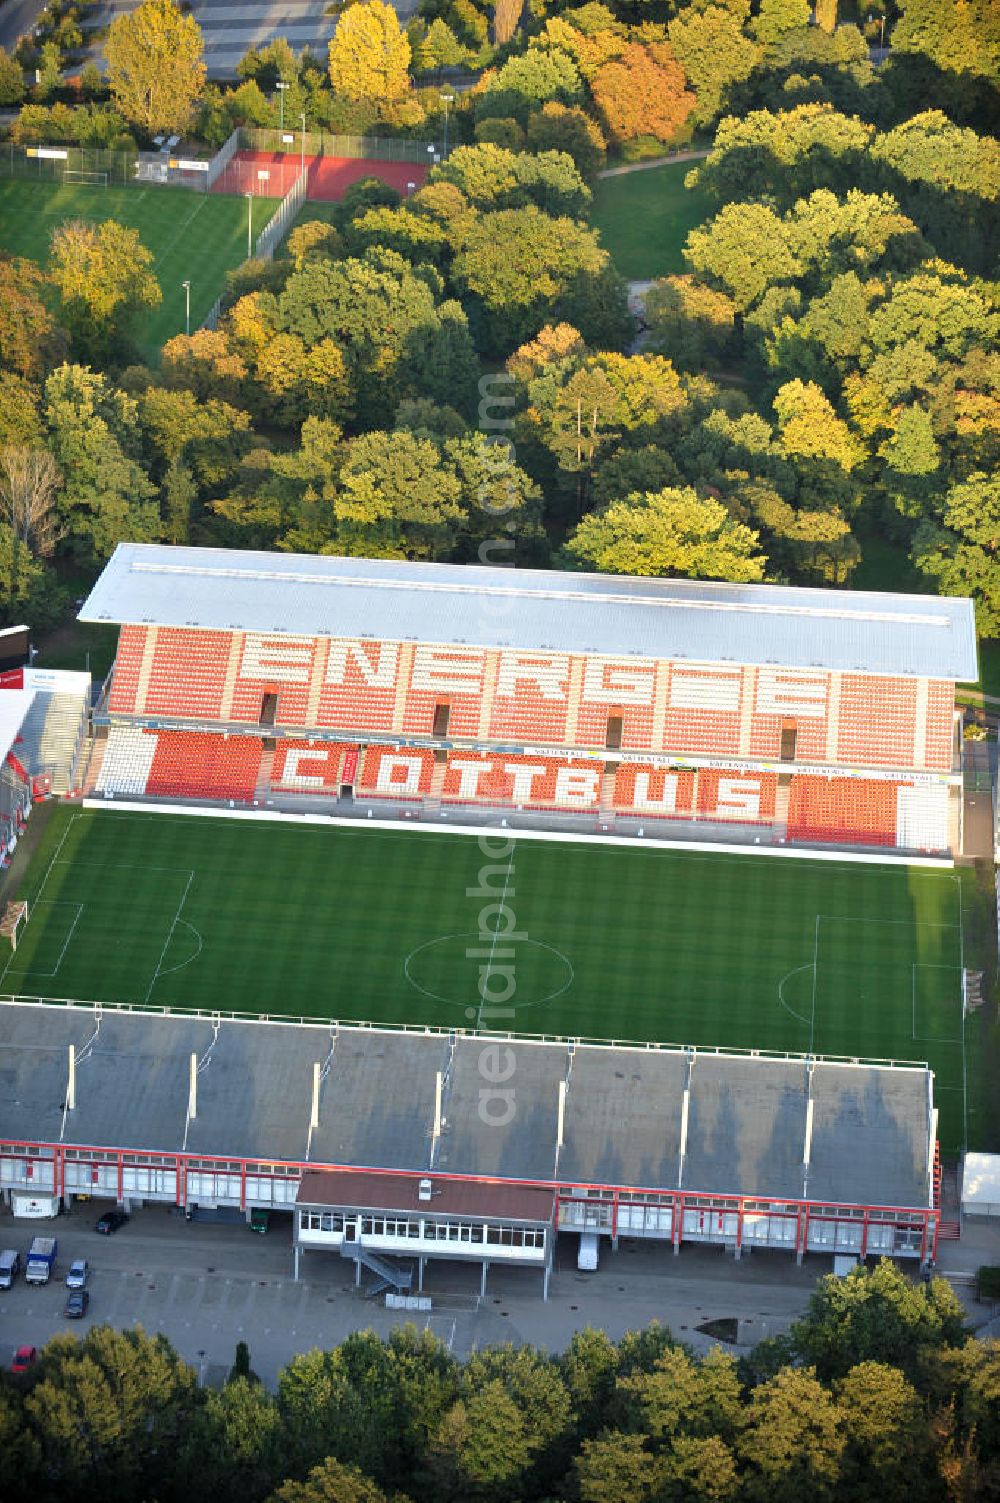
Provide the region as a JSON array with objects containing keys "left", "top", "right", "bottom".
[
  {"left": 780, "top": 720, "right": 797, "bottom": 761},
  {"left": 260, "top": 692, "right": 278, "bottom": 728},
  {"left": 605, "top": 714, "right": 623, "bottom": 751},
  {"left": 433, "top": 703, "right": 451, "bottom": 737}
]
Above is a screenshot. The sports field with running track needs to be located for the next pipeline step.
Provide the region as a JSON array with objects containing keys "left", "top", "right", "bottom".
[
  {"left": 1, "top": 807, "right": 990, "bottom": 1152},
  {"left": 0, "top": 180, "right": 278, "bottom": 359}
]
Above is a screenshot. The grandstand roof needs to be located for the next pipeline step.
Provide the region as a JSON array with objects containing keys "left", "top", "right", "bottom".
[
  {"left": 80, "top": 544, "right": 978, "bottom": 683},
  {"left": 0, "top": 1001, "right": 933, "bottom": 1211}
]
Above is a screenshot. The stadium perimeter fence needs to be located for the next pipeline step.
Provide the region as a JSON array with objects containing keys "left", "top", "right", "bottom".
[
  {"left": 0, "top": 128, "right": 435, "bottom": 197},
  {"left": 201, "top": 166, "right": 308, "bottom": 331},
  {"left": 238, "top": 128, "right": 437, "bottom": 164},
  {"left": 0, "top": 142, "right": 139, "bottom": 186}
]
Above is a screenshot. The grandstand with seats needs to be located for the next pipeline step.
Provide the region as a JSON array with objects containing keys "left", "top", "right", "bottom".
[{"left": 80, "top": 544, "right": 978, "bottom": 856}]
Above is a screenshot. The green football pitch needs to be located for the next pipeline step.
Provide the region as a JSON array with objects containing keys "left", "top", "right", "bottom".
[
  {"left": 0, "top": 179, "right": 278, "bottom": 360},
  {"left": 1, "top": 807, "right": 988, "bottom": 1151}
]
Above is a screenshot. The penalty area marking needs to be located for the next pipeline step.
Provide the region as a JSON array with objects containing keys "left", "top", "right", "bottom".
[
  {"left": 911, "top": 961, "right": 965, "bottom": 1045},
  {"left": 0, "top": 900, "right": 84, "bottom": 984},
  {"left": 155, "top": 918, "right": 205, "bottom": 980},
  {"left": 776, "top": 962, "right": 815, "bottom": 1028}
]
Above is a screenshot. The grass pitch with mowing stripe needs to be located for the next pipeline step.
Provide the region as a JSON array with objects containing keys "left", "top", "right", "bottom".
[
  {"left": 3, "top": 808, "right": 989, "bottom": 1151},
  {"left": 0, "top": 179, "right": 278, "bottom": 360}
]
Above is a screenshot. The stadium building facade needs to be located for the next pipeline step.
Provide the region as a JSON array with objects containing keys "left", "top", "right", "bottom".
[
  {"left": 0, "top": 1002, "right": 944, "bottom": 1288},
  {"left": 81, "top": 546, "right": 978, "bottom": 854}
]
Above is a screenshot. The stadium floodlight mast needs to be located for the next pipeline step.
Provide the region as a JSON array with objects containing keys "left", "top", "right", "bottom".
[
  {"left": 276, "top": 79, "right": 288, "bottom": 133},
  {"left": 440, "top": 92, "right": 454, "bottom": 158},
  {"left": 181, "top": 279, "right": 190, "bottom": 337}
]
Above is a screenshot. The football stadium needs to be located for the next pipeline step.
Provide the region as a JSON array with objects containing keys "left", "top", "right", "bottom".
[{"left": 0, "top": 544, "right": 991, "bottom": 1291}]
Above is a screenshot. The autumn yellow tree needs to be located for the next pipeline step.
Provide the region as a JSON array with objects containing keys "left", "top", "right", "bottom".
[
  {"left": 105, "top": 0, "right": 206, "bottom": 135},
  {"left": 49, "top": 219, "right": 161, "bottom": 362},
  {"left": 328, "top": 0, "right": 411, "bottom": 102}
]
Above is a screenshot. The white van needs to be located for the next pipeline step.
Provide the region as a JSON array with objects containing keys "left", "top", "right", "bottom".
[{"left": 0, "top": 1249, "right": 21, "bottom": 1288}]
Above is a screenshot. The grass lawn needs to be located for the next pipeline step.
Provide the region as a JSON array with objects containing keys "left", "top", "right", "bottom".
[
  {"left": 3, "top": 807, "right": 991, "bottom": 1152},
  {"left": 0, "top": 179, "right": 278, "bottom": 361},
  {"left": 590, "top": 161, "right": 714, "bottom": 281}
]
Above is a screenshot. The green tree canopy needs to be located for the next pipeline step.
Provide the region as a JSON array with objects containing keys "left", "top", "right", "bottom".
[
  {"left": 791, "top": 1259, "right": 967, "bottom": 1383},
  {"left": 45, "top": 363, "right": 158, "bottom": 560},
  {"left": 49, "top": 219, "right": 161, "bottom": 364},
  {"left": 565, "top": 486, "right": 766, "bottom": 581},
  {"left": 452, "top": 206, "right": 629, "bottom": 356}
]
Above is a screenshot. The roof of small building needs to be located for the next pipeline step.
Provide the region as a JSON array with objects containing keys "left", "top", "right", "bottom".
[
  {"left": 0, "top": 1001, "right": 933, "bottom": 1211},
  {"left": 78, "top": 544, "right": 978, "bottom": 683},
  {"left": 297, "top": 1169, "right": 555, "bottom": 1223},
  {"left": 961, "top": 1151, "right": 1000, "bottom": 1206}
]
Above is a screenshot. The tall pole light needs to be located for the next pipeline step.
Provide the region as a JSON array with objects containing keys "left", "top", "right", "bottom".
[
  {"left": 440, "top": 92, "right": 454, "bottom": 158},
  {"left": 182, "top": 278, "right": 190, "bottom": 336},
  {"left": 276, "top": 79, "right": 288, "bottom": 133},
  {"left": 246, "top": 191, "right": 253, "bottom": 260},
  {"left": 300, "top": 111, "right": 306, "bottom": 176}
]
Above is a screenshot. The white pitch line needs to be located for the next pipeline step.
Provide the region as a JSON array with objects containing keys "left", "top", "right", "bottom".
[
  {"left": 956, "top": 873, "right": 968, "bottom": 1149},
  {"left": 0, "top": 815, "right": 80, "bottom": 989},
  {"left": 152, "top": 194, "right": 208, "bottom": 273},
  {"left": 475, "top": 850, "right": 514, "bottom": 1033},
  {"left": 144, "top": 870, "right": 195, "bottom": 1003},
  {"left": 809, "top": 914, "right": 820, "bottom": 1055},
  {"left": 33, "top": 811, "right": 81, "bottom": 907}
]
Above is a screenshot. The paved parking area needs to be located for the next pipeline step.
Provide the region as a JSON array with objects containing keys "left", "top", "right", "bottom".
[
  {"left": 80, "top": 0, "right": 419, "bottom": 80},
  {"left": 0, "top": 1202, "right": 836, "bottom": 1386}
]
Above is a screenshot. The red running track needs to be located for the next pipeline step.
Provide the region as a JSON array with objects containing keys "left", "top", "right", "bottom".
[{"left": 211, "top": 149, "right": 430, "bottom": 201}]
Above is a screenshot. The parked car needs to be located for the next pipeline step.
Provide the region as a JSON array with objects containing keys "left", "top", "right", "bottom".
[
  {"left": 65, "top": 1259, "right": 88, "bottom": 1289},
  {"left": 64, "top": 1290, "right": 89, "bottom": 1319},
  {"left": 95, "top": 1210, "right": 128, "bottom": 1235},
  {"left": 11, "top": 1345, "right": 37, "bottom": 1374},
  {"left": 0, "top": 1249, "right": 21, "bottom": 1288}
]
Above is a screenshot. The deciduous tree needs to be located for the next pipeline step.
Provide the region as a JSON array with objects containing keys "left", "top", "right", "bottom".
[
  {"left": 328, "top": 1, "right": 412, "bottom": 103},
  {"left": 565, "top": 486, "right": 766, "bottom": 581},
  {"left": 45, "top": 364, "right": 158, "bottom": 560},
  {"left": 667, "top": 5, "right": 760, "bottom": 125},
  {"left": 0, "top": 46, "right": 25, "bottom": 106},
  {"left": 49, "top": 219, "right": 161, "bottom": 363},
  {"left": 737, "top": 1366, "right": 844, "bottom": 1502},
  {"left": 591, "top": 42, "right": 696, "bottom": 146},
  {"left": 0, "top": 255, "right": 65, "bottom": 381},
  {"left": 791, "top": 1259, "right": 967, "bottom": 1382},
  {"left": 105, "top": 0, "right": 206, "bottom": 135},
  {"left": 525, "top": 103, "right": 606, "bottom": 180},
  {"left": 452, "top": 206, "right": 629, "bottom": 356}
]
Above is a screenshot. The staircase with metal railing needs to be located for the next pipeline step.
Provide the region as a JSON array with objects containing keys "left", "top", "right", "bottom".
[
  {"left": 934, "top": 1143, "right": 961, "bottom": 1241},
  {"left": 340, "top": 1236, "right": 413, "bottom": 1297}
]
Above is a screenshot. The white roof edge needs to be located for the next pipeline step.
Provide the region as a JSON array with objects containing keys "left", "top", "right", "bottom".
[{"left": 78, "top": 544, "right": 980, "bottom": 683}]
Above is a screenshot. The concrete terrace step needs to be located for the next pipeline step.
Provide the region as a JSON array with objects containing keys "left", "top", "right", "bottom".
[{"left": 16, "top": 691, "right": 88, "bottom": 795}]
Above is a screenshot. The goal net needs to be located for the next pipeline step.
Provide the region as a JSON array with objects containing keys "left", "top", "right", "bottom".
[
  {"left": 0, "top": 900, "right": 28, "bottom": 952},
  {"left": 63, "top": 169, "right": 108, "bottom": 187}
]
